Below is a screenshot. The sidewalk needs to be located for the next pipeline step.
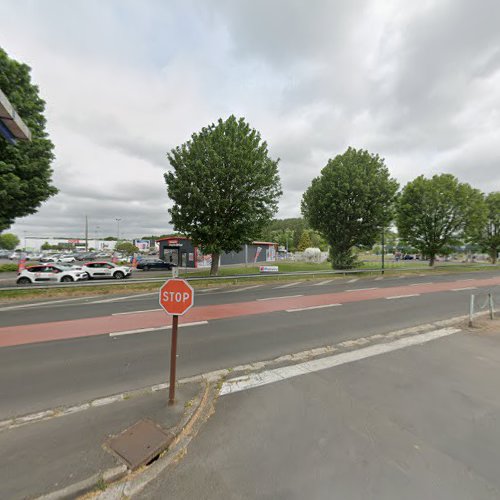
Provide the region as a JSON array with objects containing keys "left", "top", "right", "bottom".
[
  {"left": 0, "top": 381, "right": 204, "bottom": 499},
  {"left": 137, "top": 319, "right": 500, "bottom": 499}
]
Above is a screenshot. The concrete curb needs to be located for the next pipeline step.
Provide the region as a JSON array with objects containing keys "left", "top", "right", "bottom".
[
  {"left": 90, "top": 381, "right": 218, "bottom": 499},
  {"left": 33, "top": 381, "right": 211, "bottom": 500}
]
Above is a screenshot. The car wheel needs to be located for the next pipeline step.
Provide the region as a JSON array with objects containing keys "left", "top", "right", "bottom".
[
  {"left": 113, "top": 271, "right": 125, "bottom": 279},
  {"left": 17, "top": 277, "right": 31, "bottom": 285},
  {"left": 61, "top": 275, "right": 74, "bottom": 282}
]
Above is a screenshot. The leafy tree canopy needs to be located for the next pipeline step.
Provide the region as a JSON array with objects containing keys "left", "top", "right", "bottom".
[
  {"left": 0, "top": 47, "right": 57, "bottom": 232},
  {"left": 471, "top": 191, "right": 500, "bottom": 264},
  {"left": 165, "top": 115, "right": 282, "bottom": 275},
  {"left": 396, "top": 174, "right": 486, "bottom": 266},
  {"left": 0, "top": 232, "right": 19, "bottom": 250},
  {"left": 115, "top": 241, "right": 139, "bottom": 255},
  {"left": 302, "top": 147, "right": 399, "bottom": 269}
]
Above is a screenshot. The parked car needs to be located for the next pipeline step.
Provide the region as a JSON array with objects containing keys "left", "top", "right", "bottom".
[
  {"left": 16, "top": 264, "right": 88, "bottom": 285},
  {"left": 82, "top": 261, "right": 132, "bottom": 279},
  {"left": 40, "top": 253, "right": 60, "bottom": 262},
  {"left": 57, "top": 255, "right": 76, "bottom": 263},
  {"left": 403, "top": 254, "right": 414, "bottom": 260},
  {"left": 0, "top": 250, "right": 11, "bottom": 258},
  {"left": 136, "top": 259, "right": 176, "bottom": 271}
]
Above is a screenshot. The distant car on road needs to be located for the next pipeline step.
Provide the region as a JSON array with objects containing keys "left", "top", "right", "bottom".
[
  {"left": 16, "top": 264, "right": 88, "bottom": 285},
  {"left": 403, "top": 254, "right": 414, "bottom": 260},
  {"left": 136, "top": 259, "right": 176, "bottom": 271},
  {"left": 82, "top": 261, "right": 132, "bottom": 280}
]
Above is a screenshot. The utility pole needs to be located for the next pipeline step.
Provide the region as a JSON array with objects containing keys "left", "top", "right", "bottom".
[
  {"left": 381, "top": 229, "right": 385, "bottom": 276},
  {"left": 85, "top": 215, "right": 88, "bottom": 251},
  {"left": 115, "top": 218, "right": 122, "bottom": 242}
]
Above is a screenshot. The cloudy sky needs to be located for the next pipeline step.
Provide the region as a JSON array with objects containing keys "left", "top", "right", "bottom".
[{"left": 1, "top": 0, "right": 499, "bottom": 240}]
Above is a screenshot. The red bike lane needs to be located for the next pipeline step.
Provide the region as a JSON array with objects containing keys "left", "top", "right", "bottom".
[{"left": 0, "top": 276, "right": 498, "bottom": 348}]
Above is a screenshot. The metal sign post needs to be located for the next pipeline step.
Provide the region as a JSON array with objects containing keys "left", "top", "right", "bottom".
[
  {"left": 159, "top": 279, "right": 194, "bottom": 406},
  {"left": 168, "top": 315, "right": 179, "bottom": 405}
]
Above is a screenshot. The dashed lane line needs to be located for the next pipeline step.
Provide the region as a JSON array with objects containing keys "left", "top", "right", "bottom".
[
  {"left": 273, "top": 282, "right": 301, "bottom": 289},
  {"left": 451, "top": 287, "right": 477, "bottom": 291},
  {"left": 109, "top": 321, "right": 208, "bottom": 337},
  {"left": 112, "top": 308, "right": 162, "bottom": 316},
  {"left": 346, "top": 287, "right": 378, "bottom": 292},
  {"left": 347, "top": 278, "right": 359, "bottom": 283},
  {"left": 312, "top": 280, "right": 334, "bottom": 286},
  {"left": 88, "top": 292, "right": 157, "bottom": 304},
  {"left": 410, "top": 282, "right": 433, "bottom": 286},
  {"left": 386, "top": 294, "right": 420, "bottom": 299},
  {"left": 286, "top": 303, "right": 342, "bottom": 312},
  {"left": 257, "top": 294, "right": 304, "bottom": 301},
  {"left": 221, "top": 285, "right": 263, "bottom": 293},
  {"left": 0, "top": 296, "right": 100, "bottom": 311}
]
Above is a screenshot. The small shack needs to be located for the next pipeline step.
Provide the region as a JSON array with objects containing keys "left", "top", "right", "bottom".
[{"left": 157, "top": 237, "right": 277, "bottom": 268}]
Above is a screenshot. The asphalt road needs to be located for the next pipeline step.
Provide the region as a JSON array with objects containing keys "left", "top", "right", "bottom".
[
  {"left": 0, "top": 270, "right": 498, "bottom": 420},
  {"left": 139, "top": 327, "right": 500, "bottom": 499}
]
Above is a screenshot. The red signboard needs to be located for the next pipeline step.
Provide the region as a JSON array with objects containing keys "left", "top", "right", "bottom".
[{"left": 159, "top": 279, "right": 194, "bottom": 316}]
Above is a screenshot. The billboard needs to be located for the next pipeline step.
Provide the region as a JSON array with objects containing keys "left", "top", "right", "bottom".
[{"left": 134, "top": 239, "right": 151, "bottom": 251}]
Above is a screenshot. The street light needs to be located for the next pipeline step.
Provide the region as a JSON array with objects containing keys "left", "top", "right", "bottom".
[{"left": 115, "top": 218, "right": 122, "bottom": 242}]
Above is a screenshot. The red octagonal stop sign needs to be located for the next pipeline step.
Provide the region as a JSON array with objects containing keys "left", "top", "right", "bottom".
[{"left": 159, "top": 278, "right": 194, "bottom": 316}]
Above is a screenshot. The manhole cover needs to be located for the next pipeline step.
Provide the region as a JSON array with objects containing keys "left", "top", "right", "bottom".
[{"left": 108, "top": 419, "right": 174, "bottom": 470}]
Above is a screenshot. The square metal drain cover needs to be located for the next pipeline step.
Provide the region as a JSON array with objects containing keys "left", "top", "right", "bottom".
[{"left": 108, "top": 418, "right": 174, "bottom": 470}]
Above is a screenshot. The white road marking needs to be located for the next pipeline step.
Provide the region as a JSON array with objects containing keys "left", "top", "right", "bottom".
[
  {"left": 0, "top": 296, "right": 100, "bottom": 311},
  {"left": 88, "top": 292, "right": 157, "bottom": 304},
  {"left": 451, "top": 287, "right": 477, "bottom": 291},
  {"left": 222, "top": 285, "right": 262, "bottom": 293},
  {"left": 112, "top": 308, "right": 162, "bottom": 316},
  {"left": 346, "top": 287, "right": 378, "bottom": 292},
  {"left": 257, "top": 294, "right": 304, "bottom": 301},
  {"left": 458, "top": 278, "right": 474, "bottom": 281},
  {"left": 347, "top": 278, "right": 359, "bottom": 283},
  {"left": 109, "top": 321, "right": 208, "bottom": 337},
  {"left": 286, "top": 303, "right": 342, "bottom": 312},
  {"left": 410, "top": 282, "right": 433, "bottom": 286},
  {"left": 198, "top": 288, "right": 221, "bottom": 292},
  {"left": 386, "top": 294, "right": 420, "bottom": 299},
  {"left": 220, "top": 327, "right": 461, "bottom": 395},
  {"left": 312, "top": 280, "right": 334, "bottom": 286},
  {"left": 374, "top": 277, "right": 384, "bottom": 281},
  {"left": 274, "top": 281, "right": 301, "bottom": 289}
]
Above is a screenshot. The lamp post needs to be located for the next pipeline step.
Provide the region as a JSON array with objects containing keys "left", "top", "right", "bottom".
[
  {"left": 96, "top": 225, "right": 100, "bottom": 250},
  {"left": 115, "top": 218, "right": 122, "bottom": 242},
  {"left": 381, "top": 228, "right": 385, "bottom": 276}
]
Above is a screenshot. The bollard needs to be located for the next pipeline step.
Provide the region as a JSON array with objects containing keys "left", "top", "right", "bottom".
[
  {"left": 488, "top": 293, "right": 495, "bottom": 320},
  {"left": 469, "top": 294, "right": 475, "bottom": 327}
]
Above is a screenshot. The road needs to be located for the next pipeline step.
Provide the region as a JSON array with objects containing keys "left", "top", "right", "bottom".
[{"left": 0, "top": 270, "right": 498, "bottom": 421}]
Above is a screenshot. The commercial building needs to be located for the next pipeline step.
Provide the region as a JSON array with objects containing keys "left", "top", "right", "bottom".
[{"left": 157, "top": 236, "right": 277, "bottom": 268}]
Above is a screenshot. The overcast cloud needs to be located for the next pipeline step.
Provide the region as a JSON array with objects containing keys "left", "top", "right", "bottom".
[{"left": 1, "top": 0, "right": 499, "bottom": 240}]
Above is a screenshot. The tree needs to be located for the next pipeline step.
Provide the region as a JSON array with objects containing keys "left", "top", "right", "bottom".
[
  {"left": 0, "top": 232, "right": 19, "bottom": 250},
  {"left": 41, "top": 241, "right": 51, "bottom": 251},
  {"left": 396, "top": 174, "right": 486, "bottom": 266},
  {"left": 260, "top": 218, "right": 307, "bottom": 250},
  {"left": 301, "top": 147, "right": 399, "bottom": 269},
  {"left": 103, "top": 236, "right": 117, "bottom": 241},
  {"left": 297, "top": 230, "right": 313, "bottom": 251},
  {"left": 0, "top": 47, "right": 57, "bottom": 232},
  {"left": 166, "top": 115, "right": 282, "bottom": 275},
  {"left": 472, "top": 192, "right": 500, "bottom": 264},
  {"left": 115, "top": 241, "right": 139, "bottom": 255}
]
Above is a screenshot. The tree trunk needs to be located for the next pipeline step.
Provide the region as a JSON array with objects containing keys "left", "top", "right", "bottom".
[
  {"left": 330, "top": 246, "right": 357, "bottom": 269},
  {"left": 429, "top": 255, "right": 435, "bottom": 267},
  {"left": 490, "top": 248, "right": 497, "bottom": 265},
  {"left": 210, "top": 252, "right": 220, "bottom": 276}
]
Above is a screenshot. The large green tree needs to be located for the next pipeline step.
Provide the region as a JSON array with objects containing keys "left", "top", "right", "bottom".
[
  {"left": 0, "top": 232, "right": 19, "bottom": 250},
  {"left": 165, "top": 115, "right": 282, "bottom": 275},
  {"left": 0, "top": 47, "right": 57, "bottom": 232},
  {"left": 301, "top": 147, "right": 398, "bottom": 269},
  {"left": 396, "top": 174, "right": 486, "bottom": 266},
  {"left": 115, "top": 241, "right": 139, "bottom": 255},
  {"left": 472, "top": 192, "right": 500, "bottom": 264}
]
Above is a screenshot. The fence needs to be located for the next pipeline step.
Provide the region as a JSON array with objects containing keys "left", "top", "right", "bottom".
[{"left": 469, "top": 285, "right": 498, "bottom": 326}]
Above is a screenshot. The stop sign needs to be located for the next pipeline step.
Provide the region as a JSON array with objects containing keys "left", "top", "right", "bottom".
[{"left": 159, "top": 279, "right": 194, "bottom": 316}]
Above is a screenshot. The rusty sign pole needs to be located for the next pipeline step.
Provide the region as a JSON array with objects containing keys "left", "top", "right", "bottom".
[{"left": 168, "top": 314, "right": 179, "bottom": 405}]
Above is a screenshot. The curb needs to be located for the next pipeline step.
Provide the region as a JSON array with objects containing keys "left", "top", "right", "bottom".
[{"left": 33, "top": 381, "right": 211, "bottom": 500}]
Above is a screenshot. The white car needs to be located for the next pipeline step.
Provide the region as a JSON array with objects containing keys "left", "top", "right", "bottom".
[
  {"left": 57, "top": 255, "right": 76, "bottom": 263},
  {"left": 16, "top": 264, "right": 89, "bottom": 285},
  {"left": 82, "top": 261, "right": 132, "bottom": 280}
]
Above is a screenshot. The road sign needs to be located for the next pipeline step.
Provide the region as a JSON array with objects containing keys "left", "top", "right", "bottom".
[
  {"left": 159, "top": 278, "right": 195, "bottom": 405},
  {"left": 159, "top": 278, "right": 194, "bottom": 316}
]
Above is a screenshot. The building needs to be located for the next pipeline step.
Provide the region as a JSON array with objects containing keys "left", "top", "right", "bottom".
[
  {"left": 21, "top": 236, "right": 117, "bottom": 252},
  {"left": 157, "top": 236, "right": 277, "bottom": 268}
]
